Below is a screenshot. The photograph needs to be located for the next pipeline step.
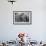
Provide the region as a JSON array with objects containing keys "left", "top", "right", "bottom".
[{"left": 13, "top": 11, "right": 32, "bottom": 25}]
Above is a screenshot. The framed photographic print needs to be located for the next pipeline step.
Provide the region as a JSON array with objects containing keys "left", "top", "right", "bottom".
[{"left": 13, "top": 11, "right": 32, "bottom": 25}]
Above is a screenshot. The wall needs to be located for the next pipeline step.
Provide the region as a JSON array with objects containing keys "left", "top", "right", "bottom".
[{"left": 0, "top": 0, "right": 46, "bottom": 41}]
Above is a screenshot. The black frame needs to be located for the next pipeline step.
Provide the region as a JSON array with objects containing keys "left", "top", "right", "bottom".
[{"left": 13, "top": 11, "right": 32, "bottom": 25}]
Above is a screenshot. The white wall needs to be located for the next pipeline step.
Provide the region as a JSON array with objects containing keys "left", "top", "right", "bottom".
[{"left": 0, "top": 0, "right": 46, "bottom": 41}]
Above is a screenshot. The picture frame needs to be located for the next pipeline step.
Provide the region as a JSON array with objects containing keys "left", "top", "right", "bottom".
[{"left": 13, "top": 11, "right": 32, "bottom": 25}]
